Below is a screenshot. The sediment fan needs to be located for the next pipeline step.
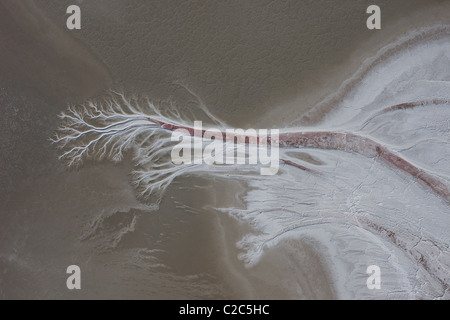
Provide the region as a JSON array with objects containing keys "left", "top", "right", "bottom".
[{"left": 52, "top": 25, "right": 450, "bottom": 299}]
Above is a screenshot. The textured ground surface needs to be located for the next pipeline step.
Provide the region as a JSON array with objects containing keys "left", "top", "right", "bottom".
[{"left": 1, "top": 0, "right": 450, "bottom": 299}]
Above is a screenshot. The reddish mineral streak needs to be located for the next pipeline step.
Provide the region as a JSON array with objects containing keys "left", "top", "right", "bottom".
[
  {"left": 148, "top": 117, "right": 450, "bottom": 202},
  {"left": 149, "top": 117, "right": 263, "bottom": 144},
  {"left": 362, "top": 99, "right": 450, "bottom": 127},
  {"left": 279, "top": 131, "right": 450, "bottom": 202},
  {"left": 280, "top": 159, "right": 316, "bottom": 173}
]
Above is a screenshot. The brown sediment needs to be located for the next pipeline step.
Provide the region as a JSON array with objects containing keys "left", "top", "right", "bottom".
[
  {"left": 6, "top": 0, "right": 450, "bottom": 300},
  {"left": 263, "top": 3, "right": 450, "bottom": 128},
  {"left": 298, "top": 26, "right": 450, "bottom": 126},
  {"left": 0, "top": 0, "right": 112, "bottom": 102}
]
